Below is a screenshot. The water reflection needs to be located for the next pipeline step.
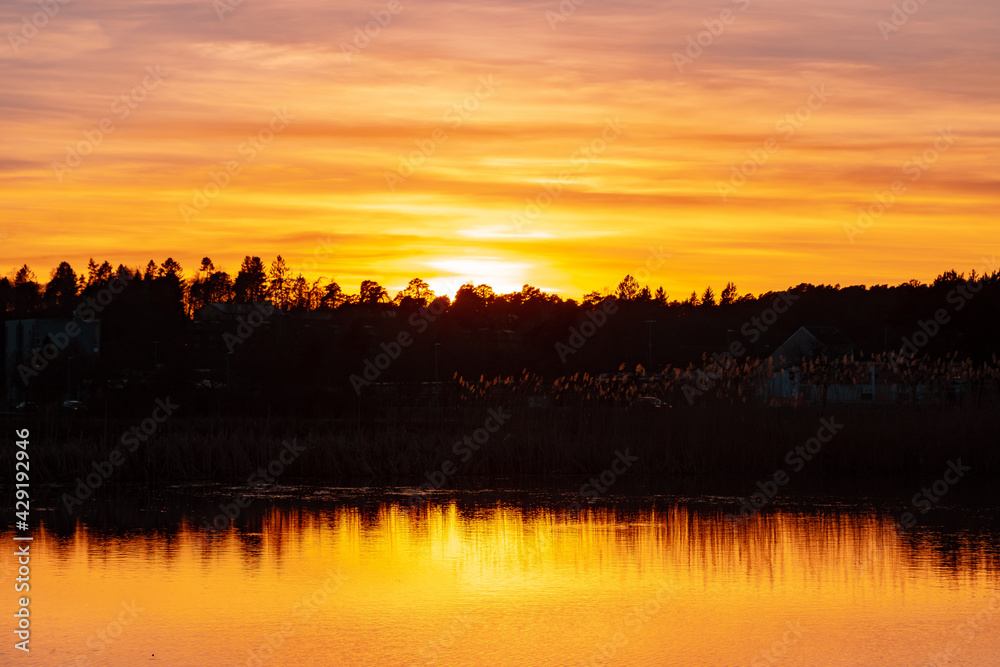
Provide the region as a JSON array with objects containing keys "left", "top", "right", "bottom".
[{"left": 9, "top": 493, "right": 1000, "bottom": 666}]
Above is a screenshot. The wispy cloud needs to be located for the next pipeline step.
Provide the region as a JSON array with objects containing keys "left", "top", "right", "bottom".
[{"left": 0, "top": 0, "right": 997, "bottom": 297}]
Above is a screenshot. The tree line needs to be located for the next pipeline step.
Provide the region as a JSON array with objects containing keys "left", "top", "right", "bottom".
[
  {"left": 8, "top": 254, "right": 976, "bottom": 316},
  {"left": 6, "top": 255, "right": 1000, "bottom": 414}
]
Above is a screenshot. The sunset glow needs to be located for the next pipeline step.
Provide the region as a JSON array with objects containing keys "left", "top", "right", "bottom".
[{"left": 1, "top": 0, "right": 998, "bottom": 298}]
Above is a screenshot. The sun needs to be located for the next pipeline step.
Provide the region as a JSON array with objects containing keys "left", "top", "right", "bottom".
[{"left": 423, "top": 257, "right": 532, "bottom": 297}]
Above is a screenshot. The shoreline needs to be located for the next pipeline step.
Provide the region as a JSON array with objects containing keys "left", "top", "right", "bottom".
[{"left": 3, "top": 401, "right": 999, "bottom": 484}]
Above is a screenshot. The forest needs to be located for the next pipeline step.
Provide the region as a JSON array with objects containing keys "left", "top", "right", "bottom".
[
  {"left": 5, "top": 255, "right": 1000, "bottom": 481},
  {"left": 4, "top": 255, "right": 1000, "bottom": 416}
]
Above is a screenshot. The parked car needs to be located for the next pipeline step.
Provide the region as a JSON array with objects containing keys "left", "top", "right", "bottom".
[
  {"left": 62, "top": 400, "right": 88, "bottom": 412},
  {"left": 14, "top": 402, "right": 40, "bottom": 414}
]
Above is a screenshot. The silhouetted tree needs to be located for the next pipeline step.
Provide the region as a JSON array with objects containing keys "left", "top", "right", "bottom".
[
  {"left": 476, "top": 284, "right": 495, "bottom": 301},
  {"left": 359, "top": 280, "right": 389, "bottom": 305},
  {"left": 0, "top": 278, "right": 11, "bottom": 314},
  {"left": 13, "top": 265, "right": 35, "bottom": 284},
  {"left": 234, "top": 256, "right": 267, "bottom": 303},
  {"left": 208, "top": 271, "right": 234, "bottom": 304},
  {"left": 149, "top": 260, "right": 185, "bottom": 317},
  {"left": 160, "top": 258, "right": 183, "bottom": 279},
  {"left": 654, "top": 286, "right": 667, "bottom": 305},
  {"left": 289, "top": 274, "right": 322, "bottom": 310},
  {"left": 582, "top": 291, "right": 605, "bottom": 308},
  {"left": 12, "top": 265, "right": 40, "bottom": 313},
  {"left": 519, "top": 284, "right": 545, "bottom": 303},
  {"left": 86, "top": 257, "right": 99, "bottom": 286},
  {"left": 720, "top": 282, "right": 738, "bottom": 306},
  {"left": 268, "top": 256, "right": 292, "bottom": 309},
  {"left": 189, "top": 257, "right": 233, "bottom": 310},
  {"left": 617, "top": 275, "right": 639, "bottom": 301},
  {"left": 453, "top": 283, "right": 494, "bottom": 319},
  {"left": 396, "top": 278, "right": 434, "bottom": 308},
  {"left": 85, "top": 258, "right": 113, "bottom": 288},
  {"left": 701, "top": 286, "right": 716, "bottom": 307},
  {"left": 44, "top": 261, "right": 77, "bottom": 309},
  {"left": 321, "top": 281, "right": 344, "bottom": 309},
  {"left": 115, "top": 264, "right": 136, "bottom": 282},
  {"left": 933, "top": 270, "right": 963, "bottom": 286}
]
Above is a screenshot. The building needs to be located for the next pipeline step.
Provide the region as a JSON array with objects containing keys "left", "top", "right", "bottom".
[{"left": 770, "top": 325, "right": 854, "bottom": 370}]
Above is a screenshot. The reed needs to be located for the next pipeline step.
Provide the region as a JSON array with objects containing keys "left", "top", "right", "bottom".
[{"left": 4, "top": 355, "right": 998, "bottom": 484}]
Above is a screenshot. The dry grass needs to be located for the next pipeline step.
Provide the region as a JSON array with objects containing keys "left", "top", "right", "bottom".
[{"left": 4, "top": 354, "right": 999, "bottom": 483}]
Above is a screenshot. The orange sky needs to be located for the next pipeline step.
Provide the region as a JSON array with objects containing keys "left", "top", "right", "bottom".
[{"left": 1, "top": 0, "right": 998, "bottom": 299}]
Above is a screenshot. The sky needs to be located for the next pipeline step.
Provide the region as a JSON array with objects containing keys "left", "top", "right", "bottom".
[{"left": 1, "top": 0, "right": 998, "bottom": 300}]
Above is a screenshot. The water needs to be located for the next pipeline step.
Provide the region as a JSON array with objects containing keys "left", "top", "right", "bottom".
[{"left": 7, "top": 486, "right": 1000, "bottom": 666}]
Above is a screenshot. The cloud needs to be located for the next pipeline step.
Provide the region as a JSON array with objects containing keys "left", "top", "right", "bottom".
[{"left": 0, "top": 0, "right": 998, "bottom": 297}]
